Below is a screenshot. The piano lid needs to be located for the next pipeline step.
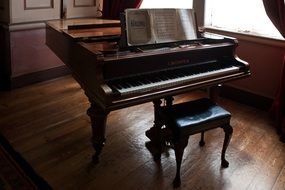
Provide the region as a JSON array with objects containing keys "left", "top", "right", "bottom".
[
  {"left": 62, "top": 27, "right": 121, "bottom": 40},
  {"left": 47, "top": 18, "right": 120, "bottom": 31},
  {"left": 46, "top": 18, "right": 122, "bottom": 42}
]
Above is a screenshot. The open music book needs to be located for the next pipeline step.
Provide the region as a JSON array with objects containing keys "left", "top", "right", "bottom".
[{"left": 125, "top": 8, "right": 198, "bottom": 46}]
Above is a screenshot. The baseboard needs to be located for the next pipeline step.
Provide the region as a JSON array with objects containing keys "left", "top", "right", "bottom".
[
  {"left": 11, "top": 65, "right": 70, "bottom": 89},
  {"left": 220, "top": 85, "right": 273, "bottom": 111}
]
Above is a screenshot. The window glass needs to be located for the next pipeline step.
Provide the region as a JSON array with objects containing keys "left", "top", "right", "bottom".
[{"left": 204, "top": 0, "right": 282, "bottom": 39}]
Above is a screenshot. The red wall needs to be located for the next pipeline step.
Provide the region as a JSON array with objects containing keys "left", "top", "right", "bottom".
[
  {"left": 10, "top": 28, "right": 64, "bottom": 77},
  {"left": 231, "top": 39, "right": 284, "bottom": 99}
]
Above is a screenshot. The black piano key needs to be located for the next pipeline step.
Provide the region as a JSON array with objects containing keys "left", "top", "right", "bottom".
[
  {"left": 129, "top": 80, "right": 141, "bottom": 87},
  {"left": 175, "top": 72, "right": 186, "bottom": 77},
  {"left": 120, "top": 83, "right": 130, "bottom": 88},
  {"left": 134, "top": 76, "right": 147, "bottom": 85},
  {"left": 167, "top": 73, "right": 178, "bottom": 79},
  {"left": 152, "top": 76, "right": 163, "bottom": 82},
  {"left": 112, "top": 84, "right": 123, "bottom": 90},
  {"left": 159, "top": 75, "right": 169, "bottom": 81},
  {"left": 160, "top": 71, "right": 173, "bottom": 80},
  {"left": 122, "top": 82, "right": 132, "bottom": 88},
  {"left": 141, "top": 77, "right": 152, "bottom": 84},
  {"left": 140, "top": 78, "right": 151, "bottom": 84}
]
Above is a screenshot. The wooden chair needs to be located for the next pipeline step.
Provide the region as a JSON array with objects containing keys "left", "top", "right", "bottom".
[{"left": 157, "top": 98, "right": 233, "bottom": 188}]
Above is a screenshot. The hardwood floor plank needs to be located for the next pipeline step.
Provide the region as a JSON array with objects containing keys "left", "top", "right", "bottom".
[
  {"left": 272, "top": 165, "right": 285, "bottom": 190},
  {"left": 247, "top": 143, "right": 285, "bottom": 190},
  {"left": 0, "top": 76, "right": 284, "bottom": 190}
]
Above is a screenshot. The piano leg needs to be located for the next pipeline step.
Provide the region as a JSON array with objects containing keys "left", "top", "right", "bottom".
[
  {"left": 165, "top": 96, "right": 174, "bottom": 107},
  {"left": 87, "top": 102, "right": 110, "bottom": 163},
  {"left": 208, "top": 84, "right": 222, "bottom": 101},
  {"left": 145, "top": 97, "right": 174, "bottom": 161},
  {"left": 145, "top": 99, "right": 163, "bottom": 160}
]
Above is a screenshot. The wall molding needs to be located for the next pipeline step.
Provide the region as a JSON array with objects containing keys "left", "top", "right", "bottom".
[
  {"left": 10, "top": 66, "right": 70, "bottom": 89},
  {"left": 8, "top": 23, "right": 46, "bottom": 31},
  {"left": 24, "top": 0, "right": 54, "bottom": 10},
  {"left": 220, "top": 85, "right": 273, "bottom": 111},
  {"left": 73, "top": 0, "right": 96, "bottom": 7}
]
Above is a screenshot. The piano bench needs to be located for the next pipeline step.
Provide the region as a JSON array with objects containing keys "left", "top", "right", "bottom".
[{"left": 158, "top": 98, "right": 233, "bottom": 188}]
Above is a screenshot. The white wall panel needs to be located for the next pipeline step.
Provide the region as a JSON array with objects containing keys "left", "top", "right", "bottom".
[
  {"left": 25, "top": 0, "right": 54, "bottom": 9},
  {"left": 65, "top": 0, "right": 102, "bottom": 18},
  {"left": 11, "top": 0, "right": 60, "bottom": 23}
]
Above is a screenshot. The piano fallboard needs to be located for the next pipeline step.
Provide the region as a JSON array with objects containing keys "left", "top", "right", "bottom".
[{"left": 80, "top": 38, "right": 239, "bottom": 80}]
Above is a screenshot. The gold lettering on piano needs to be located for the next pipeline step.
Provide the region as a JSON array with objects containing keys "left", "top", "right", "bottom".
[{"left": 168, "top": 59, "right": 190, "bottom": 66}]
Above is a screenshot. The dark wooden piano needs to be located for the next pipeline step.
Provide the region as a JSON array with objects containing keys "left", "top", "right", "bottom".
[{"left": 46, "top": 15, "right": 250, "bottom": 162}]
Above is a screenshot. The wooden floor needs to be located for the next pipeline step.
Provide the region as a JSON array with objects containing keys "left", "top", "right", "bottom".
[{"left": 0, "top": 75, "right": 285, "bottom": 190}]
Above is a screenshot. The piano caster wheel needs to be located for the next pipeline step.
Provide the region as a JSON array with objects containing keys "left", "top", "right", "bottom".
[{"left": 221, "top": 159, "right": 229, "bottom": 168}]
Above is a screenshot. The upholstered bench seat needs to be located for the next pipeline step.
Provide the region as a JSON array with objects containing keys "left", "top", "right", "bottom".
[
  {"left": 157, "top": 98, "right": 233, "bottom": 188},
  {"left": 160, "top": 98, "right": 231, "bottom": 135}
]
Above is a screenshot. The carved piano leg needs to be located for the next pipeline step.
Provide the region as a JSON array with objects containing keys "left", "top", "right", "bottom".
[
  {"left": 165, "top": 96, "right": 174, "bottom": 107},
  {"left": 208, "top": 84, "right": 222, "bottom": 101},
  {"left": 164, "top": 96, "right": 175, "bottom": 148},
  {"left": 146, "top": 97, "right": 175, "bottom": 160},
  {"left": 145, "top": 99, "right": 163, "bottom": 160},
  {"left": 87, "top": 102, "right": 109, "bottom": 163}
]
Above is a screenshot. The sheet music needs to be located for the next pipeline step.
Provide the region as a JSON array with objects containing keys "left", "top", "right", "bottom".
[
  {"left": 125, "top": 9, "right": 152, "bottom": 45},
  {"left": 125, "top": 8, "right": 197, "bottom": 46},
  {"left": 153, "top": 9, "right": 177, "bottom": 43},
  {"left": 177, "top": 9, "right": 197, "bottom": 40}
]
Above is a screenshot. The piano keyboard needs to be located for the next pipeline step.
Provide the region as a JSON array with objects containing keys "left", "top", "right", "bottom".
[{"left": 107, "top": 61, "right": 241, "bottom": 96}]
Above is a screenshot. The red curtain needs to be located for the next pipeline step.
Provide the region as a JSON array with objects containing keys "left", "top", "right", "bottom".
[
  {"left": 270, "top": 56, "right": 285, "bottom": 142},
  {"left": 263, "top": 0, "right": 285, "bottom": 38},
  {"left": 263, "top": 0, "right": 285, "bottom": 142},
  {"left": 102, "top": 0, "right": 143, "bottom": 19}
]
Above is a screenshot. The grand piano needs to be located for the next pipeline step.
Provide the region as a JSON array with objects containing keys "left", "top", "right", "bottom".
[{"left": 46, "top": 12, "right": 250, "bottom": 162}]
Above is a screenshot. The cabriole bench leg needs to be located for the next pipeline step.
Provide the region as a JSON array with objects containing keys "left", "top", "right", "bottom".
[
  {"left": 221, "top": 124, "right": 233, "bottom": 168},
  {"left": 199, "top": 131, "right": 205, "bottom": 146},
  {"left": 173, "top": 137, "right": 189, "bottom": 188}
]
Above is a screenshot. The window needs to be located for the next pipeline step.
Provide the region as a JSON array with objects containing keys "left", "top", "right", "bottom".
[
  {"left": 204, "top": 0, "right": 282, "bottom": 39},
  {"left": 140, "top": 0, "right": 282, "bottom": 39},
  {"left": 140, "top": 0, "right": 193, "bottom": 9}
]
